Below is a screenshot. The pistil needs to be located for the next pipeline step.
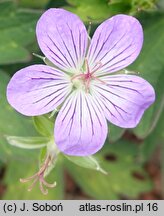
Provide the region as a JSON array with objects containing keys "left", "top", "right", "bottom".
[
  {"left": 71, "top": 59, "right": 106, "bottom": 92},
  {"left": 20, "top": 155, "right": 56, "bottom": 195}
]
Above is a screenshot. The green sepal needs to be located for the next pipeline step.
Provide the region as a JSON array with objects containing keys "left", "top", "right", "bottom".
[
  {"left": 33, "top": 115, "right": 54, "bottom": 137},
  {"left": 65, "top": 155, "right": 108, "bottom": 175},
  {"left": 5, "top": 136, "right": 49, "bottom": 149}
]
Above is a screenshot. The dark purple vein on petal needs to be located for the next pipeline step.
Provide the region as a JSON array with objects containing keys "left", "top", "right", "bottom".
[
  {"left": 100, "top": 48, "right": 137, "bottom": 73},
  {"left": 109, "top": 85, "right": 144, "bottom": 97},
  {"left": 68, "top": 96, "right": 78, "bottom": 136},
  {"left": 94, "top": 84, "right": 137, "bottom": 105},
  {"left": 44, "top": 44, "right": 67, "bottom": 68},
  {"left": 91, "top": 25, "right": 120, "bottom": 64},
  {"left": 97, "top": 32, "right": 127, "bottom": 63},
  {"left": 28, "top": 78, "right": 55, "bottom": 81},
  {"left": 88, "top": 96, "right": 103, "bottom": 127},
  {"left": 79, "top": 93, "right": 82, "bottom": 129},
  {"left": 101, "top": 43, "right": 133, "bottom": 68},
  {"left": 101, "top": 77, "right": 138, "bottom": 82},
  {"left": 32, "top": 87, "right": 66, "bottom": 104},
  {"left": 85, "top": 96, "right": 94, "bottom": 136},
  {"left": 79, "top": 30, "right": 82, "bottom": 59},
  {"left": 47, "top": 34, "right": 72, "bottom": 68},
  {"left": 94, "top": 92, "right": 119, "bottom": 121},
  {"left": 43, "top": 91, "right": 68, "bottom": 110},
  {"left": 40, "top": 70, "right": 62, "bottom": 77},
  {"left": 56, "top": 25, "right": 77, "bottom": 68},
  {"left": 27, "top": 82, "right": 69, "bottom": 93},
  {"left": 66, "top": 23, "right": 79, "bottom": 63},
  {"left": 95, "top": 88, "right": 129, "bottom": 115},
  {"left": 28, "top": 70, "right": 62, "bottom": 78},
  {"left": 80, "top": 28, "right": 87, "bottom": 60},
  {"left": 88, "top": 32, "right": 102, "bottom": 63},
  {"left": 61, "top": 93, "right": 76, "bottom": 123}
]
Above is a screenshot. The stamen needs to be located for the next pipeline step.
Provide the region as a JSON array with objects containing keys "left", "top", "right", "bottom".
[
  {"left": 20, "top": 173, "right": 38, "bottom": 182},
  {"left": 42, "top": 178, "right": 57, "bottom": 188},
  {"left": 71, "top": 74, "right": 84, "bottom": 82},
  {"left": 93, "top": 77, "right": 107, "bottom": 85},
  {"left": 27, "top": 178, "right": 38, "bottom": 192},
  {"left": 85, "top": 78, "right": 90, "bottom": 93},
  {"left": 85, "top": 58, "right": 90, "bottom": 73},
  {"left": 39, "top": 181, "right": 48, "bottom": 195},
  {"left": 70, "top": 59, "right": 106, "bottom": 93},
  {"left": 20, "top": 155, "right": 56, "bottom": 195},
  {"left": 91, "top": 62, "right": 103, "bottom": 75}
]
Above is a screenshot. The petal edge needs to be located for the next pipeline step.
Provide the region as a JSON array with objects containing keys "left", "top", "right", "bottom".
[
  {"left": 92, "top": 74, "right": 155, "bottom": 128},
  {"left": 36, "top": 9, "right": 88, "bottom": 73},
  {"left": 7, "top": 65, "right": 71, "bottom": 116},
  {"left": 87, "top": 14, "right": 143, "bottom": 76},
  {"left": 55, "top": 90, "right": 107, "bottom": 156}
]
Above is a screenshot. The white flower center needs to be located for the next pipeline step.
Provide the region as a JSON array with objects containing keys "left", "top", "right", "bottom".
[{"left": 71, "top": 59, "right": 105, "bottom": 93}]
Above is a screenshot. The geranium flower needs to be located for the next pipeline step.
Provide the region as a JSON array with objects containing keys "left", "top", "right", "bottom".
[{"left": 7, "top": 9, "right": 155, "bottom": 156}]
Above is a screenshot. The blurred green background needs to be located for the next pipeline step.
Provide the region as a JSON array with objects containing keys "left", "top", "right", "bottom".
[{"left": 0, "top": 0, "right": 164, "bottom": 200}]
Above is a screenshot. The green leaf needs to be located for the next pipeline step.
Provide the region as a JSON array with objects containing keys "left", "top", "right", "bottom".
[
  {"left": 65, "top": 0, "right": 130, "bottom": 22},
  {"left": 65, "top": 140, "right": 153, "bottom": 199},
  {"left": 0, "top": 70, "right": 38, "bottom": 162},
  {"left": 140, "top": 110, "right": 164, "bottom": 162},
  {"left": 33, "top": 115, "right": 54, "bottom": 137},
  {"left": 65, "top": 155, "right": 107, "bottom": 175},
  {"left": 158, "top": 0, "right": 164, "bottom": 9},
  {"left": 108, "top": 124, "right": 125, "bottom": 143},
  {"left": 129, "top": 12, "right": 164, "bottom": 138},
  {"left": 6, "top": 136, "right": 49, "bottom": 149},
  {"left": 65, "top": 0, "right": 157, "bottom": 22},
  {"left": 130, "top": 0, "right": 158, "bottom": 14},
  {"left": 0, "top": 1, "right": 40, "bottom": 64},
  {"left": 3, "top": 158, "right": 64, "bottom": 199},
  {"left": 18, "top": 0, "right": 50, "bottom": 8}
]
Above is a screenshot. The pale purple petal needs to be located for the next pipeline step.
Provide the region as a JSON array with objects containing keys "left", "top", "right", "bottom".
[
  {"left": 91, "top": 75, "right": 155, "bottom": 128},
  {"left": 87, "top": 15, "right": 143, "bottom": 76},
  {"left": 54, "top": 90, "right": 107, "bottom": 156},
  {"left": 7, "top": 65, "right": 72, "bottom": 116},
  {"left": 36, "top": 9, "right": 88, "bottom": 73}
]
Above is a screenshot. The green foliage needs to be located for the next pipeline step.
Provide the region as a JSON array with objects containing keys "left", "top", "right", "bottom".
[
  {"left": 18, "top": 0, "right": 50, "bottom": 8},
  {"left": 33, "top": 115, "right": 54, "bottom": 137},
  {"left": 0, "top": 70, "right": 63, "bottom": 199},
  {"left": 6, "top": 136, "right": 49, "bottom": 149},
  {"left": 65, "top": 0, "right": 130, "bottom": 22},
  {"left": 65, "top": 155, "right": 107, "bottom": 174},
  {"left": 130, "top": 0, "right": 158, "bottom": 12},
  {"left": 0, "top": 1, "right": 40, "bottom": 64},
  {"left": 3, "top": 158, "right": 64, "bottom": 199},
  {"left": 140, "top": 111, "right": 164, "bottom": 162},
  {"left": 65, "top": 0, "right": 158, "bottom": 22},
  {"left": 65, "top": 140, "right": 153, "bottom": 199},
  {"left": 108, "top": 124, "right": 125, "bottom": 143},
  {"left": 0, "top": 0, "right": 163, "bottom": 200}
]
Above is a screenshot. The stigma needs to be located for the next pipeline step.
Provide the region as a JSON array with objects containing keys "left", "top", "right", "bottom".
[{"left": 71, "top": 59, "right": 105, "bottom": 93}]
